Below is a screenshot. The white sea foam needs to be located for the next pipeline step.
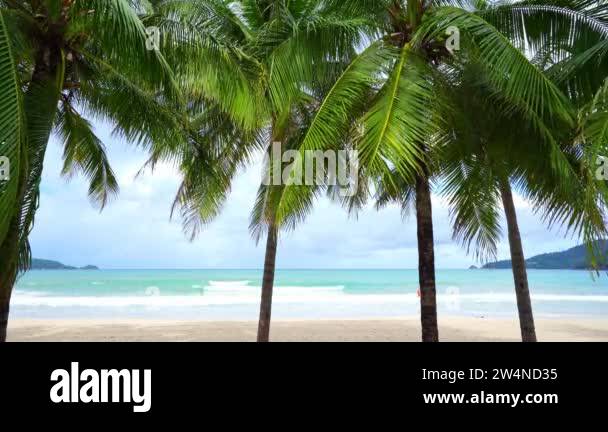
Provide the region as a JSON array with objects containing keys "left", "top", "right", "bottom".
[
  {"left": 11, "top": 287, "right": 403, "bottom": 308},
  {"left": 10, "top": 278, "right": 608, "bottom": 310},
  {"left": 458, "top": 293, "right": 608, "bottom": 303},
  {"left": 11, "top": 289, "right": 608, "bottom": 309},
  {"left": 144, "top": 286, "right": 161, "bottom": 296},
  {"left": 8, "top": 295, "right": 413, "bottom": 307},
  {"left": 13, "top": 289, "right": 48, "bottom": 297},
  {"left": 207, "top": 280, "right": 251, "bottom": 287},
  {"left": 203, "top": 281, "right": 344, "bottom": 295}
]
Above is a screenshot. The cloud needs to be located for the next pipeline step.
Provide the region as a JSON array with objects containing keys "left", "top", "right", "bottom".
[{"left": 28, "top": 122, "right": 581, "bottom": 269}]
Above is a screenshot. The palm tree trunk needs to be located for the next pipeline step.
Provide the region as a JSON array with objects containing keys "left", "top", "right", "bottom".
[
  {"left": 415, "top": 172, "right": 439, "bottom": 342},
  {"left": 0, "top": 139, "right": 29, "bottom": 343},
  {"left": 0, "top": 295, "right": 9, "bottom": 342},
  {"left": 257, "top": 223, "right": 278, "bottom": 342},
  {"left": 0, "top": 51, "right": 61, "bottom": 342},
  {"left": 499, "top": 180, "right": 537, "bottom": 342},
  {"left": 0, "top": 212, "right": 21, "bottom": 342}
]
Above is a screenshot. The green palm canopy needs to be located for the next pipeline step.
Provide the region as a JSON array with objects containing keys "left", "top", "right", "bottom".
[
  {"left": 0, "top": 0, "right": 187, "bottom": 341},
  {"left": 0, "top": 8, "right": 22, "bottom": 247}
]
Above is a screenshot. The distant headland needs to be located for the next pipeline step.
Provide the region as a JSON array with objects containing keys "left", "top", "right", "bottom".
[
  {"left": 31, "top": 259, "right": 99, "bottom": 270},
  {"left": 482, "top": 240, "right": 608, "bottom": 270}
]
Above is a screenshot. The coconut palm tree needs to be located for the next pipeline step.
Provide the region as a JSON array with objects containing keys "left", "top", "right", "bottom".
[
  {"left": 435, "top": 65, "right": 608, "bottom": 342},
  {"left": 0, "top": 0, "right": 184, "bottom": 341},
  {"left": 248, "top": 93, "right": 347, "bottom": 341},
  {"left": 0, "top": 7, "right": 22, "bottom": 242},
  {"left": 0, "top": 8, "right": 24, "bottom": 342},
  {"left": 276, "top": 0, "right": 576, "bottom": 341},
  {"left": 464, "top": 1, "right": 608, "bottom": 340},
  {"left": 149, "top": 0, "right": 372, "bottom": 341},
  {"left": 355, "top": 0, "right": 608, "bottom": 342}
]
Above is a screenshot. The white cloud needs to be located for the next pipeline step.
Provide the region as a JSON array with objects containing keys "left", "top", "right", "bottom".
[{"left": 28, "top": 122, "right": 581, "bottom": 269}]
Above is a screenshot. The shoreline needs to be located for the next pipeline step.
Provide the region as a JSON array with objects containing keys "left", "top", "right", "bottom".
[{"left": 8, "top": 317, "right": 608, "bottom": 342}]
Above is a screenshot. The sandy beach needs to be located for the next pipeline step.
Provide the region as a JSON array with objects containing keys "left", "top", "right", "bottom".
[{"left": 7, "top": 317, "right": 608, "bottom": 341}]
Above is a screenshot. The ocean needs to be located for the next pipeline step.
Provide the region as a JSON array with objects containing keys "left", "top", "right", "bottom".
[{"left": 11, "top": 269, "right": 608, "bottom": 319}]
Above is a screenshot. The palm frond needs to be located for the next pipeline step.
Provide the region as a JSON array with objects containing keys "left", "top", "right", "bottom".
[
  {"left": 56, "top": 100, "right": 119, "bottom": 209},
  {"left": 419, "top": 7, "right": 574, "bottom": 125},
  {"left": 0, "top": 9, "right": 23, "bottom": 246},
  {"left": 73, "top": 0, "right": 179, "bottom": 99},
  {"left": 148, "top": 0, "right": 267, "bottom": 129},
  {"left": 357, "top": 43, "right": 437, "bottom": 181},
  {"left": 442, "top": 158, "right": 502, "bottom": 262}
]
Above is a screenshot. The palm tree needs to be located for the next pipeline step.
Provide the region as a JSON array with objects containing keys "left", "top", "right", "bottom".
[
  {"left": 0, "top": 8, "right": 23, "bottom": 342},
  {"left": 0, "top": 0, "right": 183, "bottom": 341},
  {"left": 277, "top": 0, "right": 574, "bottom": 341},
  {"left": 248, "top": 97, "right": 341, "bottom": 341},
  {"left": 151, "top": 0, "right": 370, "bottom": 341},
  {"left": 455, "top": 1, "right": 608, "bottom": 340},
  {"left": 436, "top": 66, "right": 608, "bottom": 342}
]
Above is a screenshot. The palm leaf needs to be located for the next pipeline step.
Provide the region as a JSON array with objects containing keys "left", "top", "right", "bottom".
[
  {"left": 357, "top": 43, "right": 436, "bottom": 180},
  {"left": 56, "top": 100, "right": 119, "bottom": 209},
  {"left": 418, "top": 7, "right": 574, "bottom": 124},
  {"left": 148, "top": 0, "right": 267, "bottom": 129},
  {"left": 0, "top": 9, "right": 22, "bottom": 246},
  {"left": 73, "top": 0, "right": 179, "bottom": 99}
]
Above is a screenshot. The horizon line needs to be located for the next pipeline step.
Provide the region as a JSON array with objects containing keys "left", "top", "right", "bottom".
[{"left": 28, "top": 267, "right": 505, "bottom": 271}]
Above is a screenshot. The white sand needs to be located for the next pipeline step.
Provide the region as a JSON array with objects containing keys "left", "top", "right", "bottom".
[{"left": 7, "top": 317, "right": 608, "bottom": 341}]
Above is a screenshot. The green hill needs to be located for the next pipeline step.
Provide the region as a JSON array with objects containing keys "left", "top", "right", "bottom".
[
  {"left": 483, "top": 241, "right": 608, "bottom": 270},
  {"left": 31, "top": 259, "right": 98, "bottom": 270}
]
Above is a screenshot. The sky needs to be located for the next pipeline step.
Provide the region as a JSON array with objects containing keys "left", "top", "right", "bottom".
[{"left": 29, "top": 120, "right": 581, "bottom": 269}]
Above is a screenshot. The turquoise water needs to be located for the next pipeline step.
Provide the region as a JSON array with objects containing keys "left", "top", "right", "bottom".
[{"left": 12, "top": 269, "right": 608, "bottom": 319}]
